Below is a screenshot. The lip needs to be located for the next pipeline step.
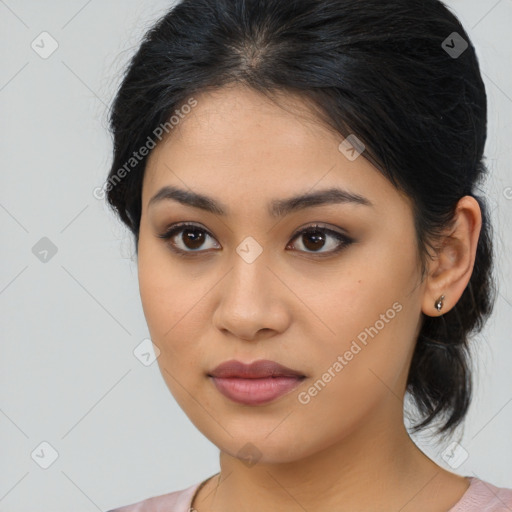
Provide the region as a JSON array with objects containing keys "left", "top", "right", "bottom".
[
  {"left": 208, "top": 359, "right": 306, "bottom": 406},
  {"left": 209, "top": 359, "right": 305, "bottom": 379}
]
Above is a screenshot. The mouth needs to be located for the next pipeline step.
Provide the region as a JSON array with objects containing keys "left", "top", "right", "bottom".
[{"left": 207, "top": 359, "right": 306, "bottom": 406}]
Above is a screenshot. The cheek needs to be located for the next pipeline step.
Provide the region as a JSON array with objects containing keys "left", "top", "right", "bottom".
[
  {"left": 293, "top": 237, "right": 419, "bottom": 347},
  {"left": 137, "top": 239, "right": 194, "bottom": 337},
  {"left": 137, "top": 257, "right": 200, "bottom": 391},
  {"left": 302, "top": 300, "right": 417, "bottom": 405},
  {"left": 289, "top": 299, "right": 420, "bottom": 457},
  {"left": 293, "top": 235, "right": 422, "bottom": 399},
  {"left": 137, "top": 257, "right": 209, "bottom": 409}
]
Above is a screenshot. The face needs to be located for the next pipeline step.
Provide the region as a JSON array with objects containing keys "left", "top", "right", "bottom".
[{"left": 137, "top": 85, "right": 426, "bottom": 464}]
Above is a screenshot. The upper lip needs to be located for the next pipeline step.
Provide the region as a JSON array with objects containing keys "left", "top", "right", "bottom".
[{"left": 208, "top": 359, "right": 305, "bottom": 379}]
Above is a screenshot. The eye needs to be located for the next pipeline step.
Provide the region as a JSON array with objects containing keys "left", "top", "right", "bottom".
[
  {"left": 157, "top": 222, "right": 220, "bottom": 255},
  {"left": 286, "top": 223, "right": 353, "bottom": 256},
  {"left": 157, "top": 222, "right": 353, "bottom": 257}
]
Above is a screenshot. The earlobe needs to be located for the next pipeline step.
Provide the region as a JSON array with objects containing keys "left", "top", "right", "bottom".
[{"left": 421, "top": 196, "right": 482, "bottom": 317}]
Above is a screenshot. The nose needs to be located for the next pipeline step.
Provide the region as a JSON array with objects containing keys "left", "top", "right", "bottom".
[{"left": 212, "top": 253, "right": 291, "bottom": 342}]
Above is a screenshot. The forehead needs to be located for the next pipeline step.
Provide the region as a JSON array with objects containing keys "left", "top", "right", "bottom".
[
  {"left": 141, "top": 85, "right": 409, "bottom": 216},
  {"left": 160, "top": 86, "right": 332, "bottom": 156}
]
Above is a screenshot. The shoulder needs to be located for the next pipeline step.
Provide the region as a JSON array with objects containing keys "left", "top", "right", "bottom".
[
  {"left": 449, "top": 477, "right": 512, "bottom": 511},
  {"left": 106, "top": 481, "right": 202, "bottom": 512}
]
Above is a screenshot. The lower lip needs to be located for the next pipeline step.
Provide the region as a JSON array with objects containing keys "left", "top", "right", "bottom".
[{"left": 210, "top": 376, "right": 304, "bottom": 405}]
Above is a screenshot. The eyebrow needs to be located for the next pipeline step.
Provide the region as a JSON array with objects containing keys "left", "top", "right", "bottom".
[{"left": 148, "top": 185, "right": 373, "bottom": 218}]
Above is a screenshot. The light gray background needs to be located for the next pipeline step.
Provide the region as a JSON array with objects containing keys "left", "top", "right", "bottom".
[{"left": 1, "top": 1, "right": 511, "bottom": 510}]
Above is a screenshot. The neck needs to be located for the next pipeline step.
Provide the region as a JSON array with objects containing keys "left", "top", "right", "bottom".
[{"left": 193, "top": 408, "right": 465, "bottom": 512}]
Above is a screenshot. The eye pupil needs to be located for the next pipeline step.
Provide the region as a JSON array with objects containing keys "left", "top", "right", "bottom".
[
  {"left": 303, "top": 230, "right": 326, "bottom": 251},
  {"left": 183, "top": 228, "right": 205, "bottom": 249}
]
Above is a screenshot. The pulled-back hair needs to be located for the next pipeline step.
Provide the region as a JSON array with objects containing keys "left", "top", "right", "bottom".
[{"left": 104, "top": 0, "right": 496, "bottom": 437}]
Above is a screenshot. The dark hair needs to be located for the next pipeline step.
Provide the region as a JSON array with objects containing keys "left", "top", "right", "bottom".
[{"left": 105, "top": 0, "right": 496, "bottom": 438}]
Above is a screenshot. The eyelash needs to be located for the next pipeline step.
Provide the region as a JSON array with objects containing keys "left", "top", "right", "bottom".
[{"left": 157, "top": 222, "right": 354, "bottom": 258}]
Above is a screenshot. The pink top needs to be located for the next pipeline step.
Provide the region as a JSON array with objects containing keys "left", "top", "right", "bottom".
[{"left": 107, "top": 476, "right": 512, "bottom": 511}]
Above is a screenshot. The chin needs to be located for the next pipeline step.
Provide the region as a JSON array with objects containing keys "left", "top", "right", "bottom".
[{"left": 201, "top": 426, "right": 319, "bottom": 466}]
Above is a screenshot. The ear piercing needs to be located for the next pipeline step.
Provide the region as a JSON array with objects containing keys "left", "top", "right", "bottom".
[{"left": 435, "top": 295, "right": 445, "bottom": 312}]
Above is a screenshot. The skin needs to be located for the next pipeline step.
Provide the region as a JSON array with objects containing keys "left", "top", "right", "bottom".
[{"left": 137, "top": 84, "right": 482, "bottom": 512}]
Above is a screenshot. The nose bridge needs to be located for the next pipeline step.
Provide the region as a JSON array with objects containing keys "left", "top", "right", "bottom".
[
  {"left": 227, "top": 238, "right": 273, "bottom": 308},
  {"left": 213, "top": 238, "right": 290, "bottom": 339}
]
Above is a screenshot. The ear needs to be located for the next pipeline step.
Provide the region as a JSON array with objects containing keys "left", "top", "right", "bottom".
[{"left": 421, "top": 196, "right": 482, "bottom": 317}]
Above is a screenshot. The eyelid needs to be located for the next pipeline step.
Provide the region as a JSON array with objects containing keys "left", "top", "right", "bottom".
[{"left": 289, "top": 222, "right": 349, "bottom": 241}]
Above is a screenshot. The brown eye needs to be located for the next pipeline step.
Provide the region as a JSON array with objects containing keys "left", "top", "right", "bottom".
[
  {"left": 157, "top": 223, "right": 220, "bottom": 254},
  {"left": 158, "top": 222, "right": 353, "bottom": 257},
  {"left": 180, "top": 227, "right": 207, "bottom": 250},
  {"left": 287, "top": 225, "right": 353, "bottom": 255},
  {"left": 300, "top": 229, "right": 327, "bottom": 251}
]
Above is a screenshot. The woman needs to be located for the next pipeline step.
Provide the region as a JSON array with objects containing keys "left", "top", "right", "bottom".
[{"left": 104, "top": 0, "right": 512, "bottom": 510}]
